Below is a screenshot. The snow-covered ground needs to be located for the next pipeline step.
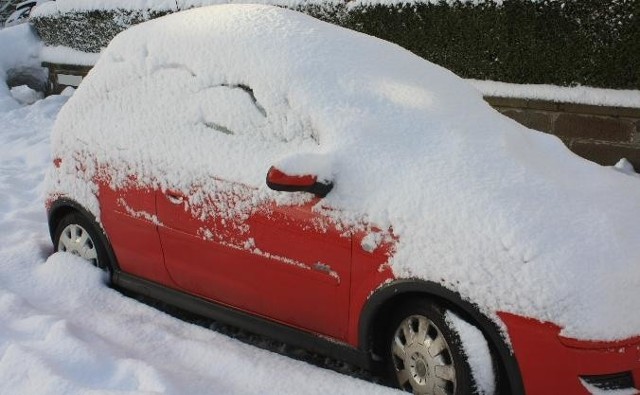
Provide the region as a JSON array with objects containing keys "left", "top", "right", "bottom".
[{"left": 0, "top": 26, "right": 399, "bottom": 395}]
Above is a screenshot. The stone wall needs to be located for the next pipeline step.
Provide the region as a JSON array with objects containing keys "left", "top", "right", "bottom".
[{"left": 487, "top": 97, "right": 640, "bottom": 170}]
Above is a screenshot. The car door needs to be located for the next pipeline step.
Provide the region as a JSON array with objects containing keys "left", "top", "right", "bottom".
[
  {"left": 157, "top": 185, "right": 351, "bottom": 339},
  {"left": 98, "top": 176, "right": 172, "bottom": 286},
  {"left": 154, "top": 83, "right": 352, "bottom": 340}
]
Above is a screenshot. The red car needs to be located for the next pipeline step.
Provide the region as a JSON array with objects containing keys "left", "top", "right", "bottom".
[{"left": 46, "top": 5, "right": 640, "bottom": 394}]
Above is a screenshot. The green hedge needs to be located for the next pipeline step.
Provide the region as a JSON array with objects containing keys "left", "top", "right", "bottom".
[{"left": 32, "top": 0, "right": 640, "bottom": 89}]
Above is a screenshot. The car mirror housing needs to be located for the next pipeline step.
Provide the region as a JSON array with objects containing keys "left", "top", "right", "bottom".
[{"left": 266, "top": 166, "right": 333, "bottom": 197}]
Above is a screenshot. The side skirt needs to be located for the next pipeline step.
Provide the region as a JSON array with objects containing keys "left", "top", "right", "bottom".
[{"left": 112, "top": 271, "right": 371, "bottom": 370}]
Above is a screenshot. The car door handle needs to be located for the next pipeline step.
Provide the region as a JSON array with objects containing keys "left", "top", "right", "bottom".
[{"left": 165, "top": 190, "right": 186, "bottom": 205}]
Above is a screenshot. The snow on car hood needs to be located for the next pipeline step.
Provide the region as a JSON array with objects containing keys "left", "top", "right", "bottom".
[{"left": 49, "top": 4, "right": 640, "bottom": 341}]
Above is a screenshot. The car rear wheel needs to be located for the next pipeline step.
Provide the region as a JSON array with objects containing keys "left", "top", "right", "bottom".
[
  {"left": 54, "top": 212, "right": 112, "bottom": 274},
  {"left": 387, "top": 299, "right": 474, "bottom": 395}
]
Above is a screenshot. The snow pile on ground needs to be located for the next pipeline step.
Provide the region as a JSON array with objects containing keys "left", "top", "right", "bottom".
[
  {"left": 470, "top": 79, "right": 640, "bottom": 109},
  {"left": 51, "top": 4, "right": 640, "bottom": 341},
  {"left": 0, "top": 77, "right": 397, "bottom": 395},
  {"left": 0, "top": 24, "right": 42, "bottom": 109},
  {"left": 10, "top": 84, "right": 43, "bottom": 104}
]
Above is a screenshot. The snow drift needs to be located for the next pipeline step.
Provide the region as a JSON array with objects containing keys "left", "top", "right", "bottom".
[{"left": 49, "top": 4, "right": 640, "bottom": 341}]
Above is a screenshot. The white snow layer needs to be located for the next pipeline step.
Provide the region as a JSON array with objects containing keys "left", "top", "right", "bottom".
[
  {"left": 40, "top": 46, "right": 101, "bottom": 66},
  {"left": 470, "top": 79, "right": 640, "bottom": 109},
  {"left": 0, "top": 53, "right": 399, "bottom": 395},
  {"left": 49, "top": 4, "right": 640, "bottom": 342},
  {"left": 0, "top": 24, "right": 42, "bottom": 110}
]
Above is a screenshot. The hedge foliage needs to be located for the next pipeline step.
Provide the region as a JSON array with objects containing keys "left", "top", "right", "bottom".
[{"left": 32, "top": 0, "right": 640, "bottom": 89}]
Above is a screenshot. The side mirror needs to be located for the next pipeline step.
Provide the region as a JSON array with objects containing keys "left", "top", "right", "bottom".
[{"left": 266, "top": 166, "right": 333, "bottom": 197}]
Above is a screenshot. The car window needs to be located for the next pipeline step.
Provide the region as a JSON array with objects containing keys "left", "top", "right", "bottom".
[{"left": 197, "top": 84, "right": 267, "bottom": 138}]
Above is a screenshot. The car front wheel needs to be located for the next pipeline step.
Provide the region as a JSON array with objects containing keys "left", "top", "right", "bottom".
[
  {"left": 54, "top": 211, "right": 112, "bottom": 274},
  {"left": 388, "top": 299, "right": 475, "bottom": 395}
]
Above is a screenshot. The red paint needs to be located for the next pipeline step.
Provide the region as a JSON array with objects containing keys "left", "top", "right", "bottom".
[
  {"left": 499, "top": 312, "right": 640, "bottom": 394},
  {"left": 155, "top": 178, "right": 352, "bottom": 339},
  {"left": 348, "top": 229, "right": 396, "bottom": 346},
  {"left": 266, "top": 166, "right": 317, "bottom": 187},
  {"left": 98, "top": 181, "right": 174, "bottom": 286}
]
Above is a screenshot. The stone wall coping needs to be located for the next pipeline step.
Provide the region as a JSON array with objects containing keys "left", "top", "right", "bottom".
[{"left": 484, "top": 96, "right": 640, "bottom": 119}]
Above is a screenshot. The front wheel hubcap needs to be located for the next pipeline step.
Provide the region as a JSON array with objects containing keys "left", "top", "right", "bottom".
[
  {"left": 392, "top": 315, "right": 456, "bottom": 394},
  {"left": 58, "top": 224, "right": 99, "bottom": 267}
]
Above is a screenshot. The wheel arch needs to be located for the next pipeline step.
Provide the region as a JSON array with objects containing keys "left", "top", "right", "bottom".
[
  {"left": 48, "top": 197, "right": 120, "bottom": 271},
  {"left": 359, "top": 279, "right": 525, "bottom": 394}
]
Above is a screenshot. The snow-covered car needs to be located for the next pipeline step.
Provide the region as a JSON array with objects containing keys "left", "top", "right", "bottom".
[
  {"left": 45, "top": 5, "right": 640, "bottom": 395},
  {"left": 3, "top": 0, "right": 49, "bottom": 27}
]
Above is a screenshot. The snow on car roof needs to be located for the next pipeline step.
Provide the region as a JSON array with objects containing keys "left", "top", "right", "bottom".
[{"left": 50, "top": 4, "right": 640, "bottom": 341}]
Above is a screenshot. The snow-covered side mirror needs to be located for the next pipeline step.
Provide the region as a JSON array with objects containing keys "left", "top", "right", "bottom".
[{"left": 266, "top": 166, "right": 333, "bottom": 197}]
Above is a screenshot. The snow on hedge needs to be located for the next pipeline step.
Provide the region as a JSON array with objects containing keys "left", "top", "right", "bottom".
[
  {"left": 49, "top": 4, "right": 640, "bottom": 342},
  {"left": 31, "top": 0, "right": 505, "bottom": 16},
  {"left": 31, "top": 0, "right": 340, "bottom": 16}
]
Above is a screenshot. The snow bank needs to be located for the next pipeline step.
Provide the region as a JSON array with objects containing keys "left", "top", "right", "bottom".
[
  {"left": 10, "top": 84, "right": 43, "bottom": 104},
  {"left": 0, "top": 24, "right": 42, "bottom": 109},
  {"left": 50, "top": 4, "right": 640, "bottom": 341},
  {"left": 470, "top": 79, "right": 640, "bottom": 109}
]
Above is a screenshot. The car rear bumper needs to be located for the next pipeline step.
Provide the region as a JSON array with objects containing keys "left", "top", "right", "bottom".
[{"left": 499, "top": 312, "right": 640, "bottom": 394}]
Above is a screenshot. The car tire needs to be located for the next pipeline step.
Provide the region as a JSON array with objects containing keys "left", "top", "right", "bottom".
[
  {"left": 386, "top": 299, "right": 476, "bottom": 395},
  {"left": 53, "top": 211, "right": 113, "bottom": 276}
]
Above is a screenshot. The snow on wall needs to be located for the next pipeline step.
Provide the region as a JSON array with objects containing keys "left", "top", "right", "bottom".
[
  {"left": 37, "top": 48, "right": 640, "bottom": 110},
  {"left": 470, "top": 79, "right": 640, "bottom": 109},
  {"left": 41, "top": 45, "right": 101, "bottom": 66},
  {"left": 50, "top": 4, "right": 640, "bottom": 342}
]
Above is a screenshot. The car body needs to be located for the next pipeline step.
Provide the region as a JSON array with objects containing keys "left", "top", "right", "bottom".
[{"left": 45, "top": 5, "right": 640, "bottom": 394}]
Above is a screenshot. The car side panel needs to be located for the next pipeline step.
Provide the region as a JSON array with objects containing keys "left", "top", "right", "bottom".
[
  {"left": 156, "top": 186, "right": 352, "bottom": 340},
  {"left": 98, "top": 182, "right": 173, "bottom": 285},
  {"left": 347, "top": 230, "right": 396, "bottom": 346}
]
